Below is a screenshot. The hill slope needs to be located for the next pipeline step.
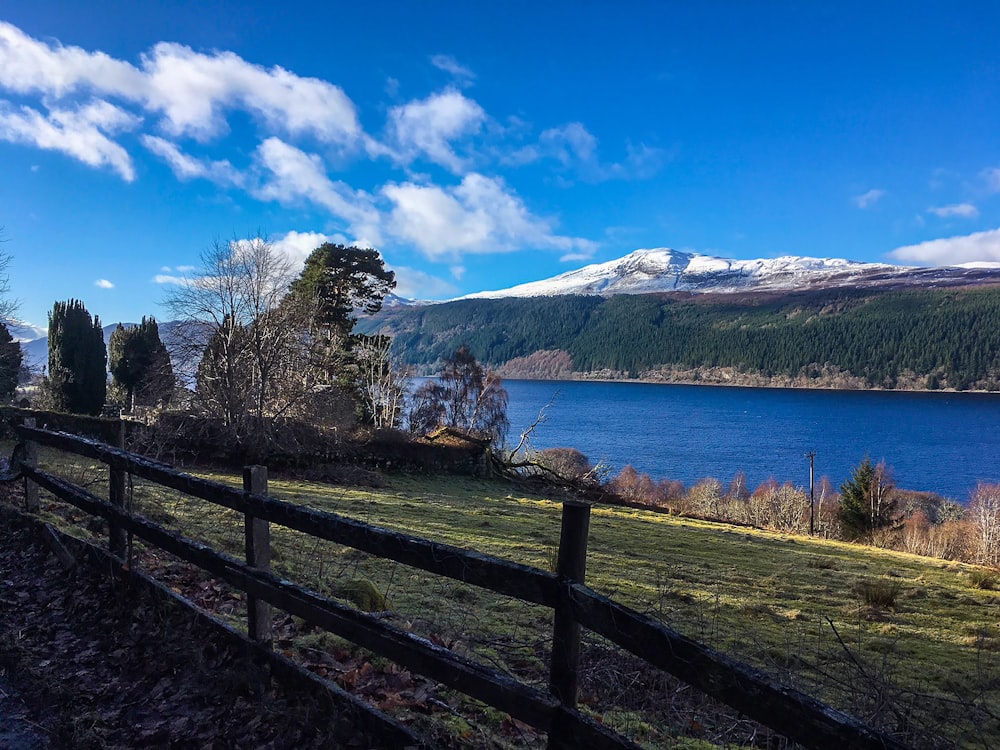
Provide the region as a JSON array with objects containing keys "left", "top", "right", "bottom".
[{"left": 359, "top": 285, "right": 1000, "bottom": 390}]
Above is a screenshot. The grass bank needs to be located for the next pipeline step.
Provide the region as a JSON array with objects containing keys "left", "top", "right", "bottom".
[{"left": 27, "top": 448, "right": 1000, "bottom": 747}]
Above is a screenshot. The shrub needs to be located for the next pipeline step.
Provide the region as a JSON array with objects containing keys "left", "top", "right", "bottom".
[
  {"left": 686, "top": 478, "right": 723, "bottom": 518},
  {"left": 856, "top": 578, "right": 902, "bottom": 609},
  {"left": 536, "top": 447, "right": 593, "bottom": 481},
  {"left": 968, "top": 569, "right": 999, "bottom": 590},
  {"left": 806, "top": 558, "right": 838, "bottom": 570}
]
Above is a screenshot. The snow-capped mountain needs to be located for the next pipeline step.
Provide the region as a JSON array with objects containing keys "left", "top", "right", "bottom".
[
  {"left": 18, "top": 321, "right": 192, "bottom": 375},
  {"left": 8, "top": 321, "right": 47, "bottom": 343},
  {"left": 459, "top": 248, "right": 996, "bottom": 300}
]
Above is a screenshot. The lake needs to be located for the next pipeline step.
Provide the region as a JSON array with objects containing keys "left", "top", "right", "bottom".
[{"left": 500, "top": 380, "right": 1000, "bottom": 501}]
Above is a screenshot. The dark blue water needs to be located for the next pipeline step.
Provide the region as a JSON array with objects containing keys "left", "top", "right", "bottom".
[{"left": 501, "top": 380, "right": 1000, "bottom": 501}]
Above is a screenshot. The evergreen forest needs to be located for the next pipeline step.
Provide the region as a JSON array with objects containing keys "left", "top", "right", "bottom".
[{"left": 359, "top": 285, "right": 1000, "bottom": 390}]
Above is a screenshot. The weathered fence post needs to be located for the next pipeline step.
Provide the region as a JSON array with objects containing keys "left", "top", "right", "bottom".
[
  {"left": 548, "top": 500, "right": 590, "bottom": 748},
  {"left": 108, "top": 419, "right": 127, "bottom": 558},
  {"left": 23, "top": 417, "right": 39, "bottom": 512},
  {"left": 243, "top": 465, "right": 273, "bottom": 646}
]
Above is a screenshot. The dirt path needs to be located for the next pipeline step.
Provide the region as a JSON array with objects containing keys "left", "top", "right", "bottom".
[
  {"left": 0, "top": 674, "right": 53, "bottom": 750},
  {"left": 0, "top": 502, "right": 366, "bottom": 750}
]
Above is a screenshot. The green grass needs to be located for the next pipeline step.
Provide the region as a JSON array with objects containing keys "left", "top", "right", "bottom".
[{"left": 25, "top": 447, "right": 1000, "bottom": 748}]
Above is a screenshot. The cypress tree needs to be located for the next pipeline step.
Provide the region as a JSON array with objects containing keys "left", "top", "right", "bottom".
[
  {"left": 0, "top": 321, "right": 21, "bottom": 402},
  {"left": 47, "top": 299, "right": 107, "bottom": 415},
  {"left": 109, "top": 316, "right": 174, "bottom": 410}
]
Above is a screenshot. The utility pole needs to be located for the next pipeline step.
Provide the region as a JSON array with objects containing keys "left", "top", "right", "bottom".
[{"left": 805, "top": 451, "right": 816, "bottom": 536}]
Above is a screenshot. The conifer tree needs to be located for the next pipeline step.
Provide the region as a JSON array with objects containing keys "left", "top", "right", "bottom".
[
  {"left": 0, "top": 321, "right": 21, "bottom": 402},
  {"left": 109, "top": 316, "right": 174, "bottom": 410},
  {"left": 46, "top": 299, "right": 106, "bottom": 415},
  {"left": 838, "top": 457, "right": 899, "bottom": 539},
  {"left": 289, "top": 243, "right": 396, "bottom": 337}
]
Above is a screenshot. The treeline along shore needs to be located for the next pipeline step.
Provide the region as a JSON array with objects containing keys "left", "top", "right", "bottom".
[{"left": 361, "top": 284, "right": 1000, "bottom": 392}]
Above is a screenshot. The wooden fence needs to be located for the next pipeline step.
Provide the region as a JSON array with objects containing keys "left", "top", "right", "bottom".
[{"left": 6, "top": 413, "right": 909, "bottom": 750}]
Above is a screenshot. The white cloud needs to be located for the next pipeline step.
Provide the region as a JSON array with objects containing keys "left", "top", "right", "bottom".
[
  {"left": 0, "top": 21, "right": 623, "bottom": 266},
  {"left": 154, "top": 265, "right": 196, "bottom": 283},
  {"left": 141, "top": 134, "right": 242, "bottom": 184},
  {"left": 94, "top": 278, "right": 114, "bottom": 288},
  {"left": 0, "top": 21, "right": 146, "bottom": 98},
  {"left": 539, "top": 122, "right": 599, "bottom": 166},
  {"left": 622, "top": 141, "right": 668, "bottom": 180},
  {"left": 391, "top": 266, "right": 459, "bottom": 299},
  {"left": 382, "top": 173, "right": 597, "bottom": 260},
  {"left": 505, "top": 122, "right": 665, "bottom": 181},
  {"left": 158, "top": 231, "right": 368, "bottom": 285},
  {"left": 983, "top": 167, "right": 1000, "bottom": 193},
  {"left": 252, "top": 137, "right": 382, "bottom": 243},
  {"left": 853, "top": 188, "right": 885, "bottom": 209},
  {"left": 141, "top": 43, "right": 360, "bottom": 145},
  {"left": 385, "top": 88, "right": 485, "bottom": 172},
  {"left": 890, "top": 227, "right": 1000, "bottom": 266},
  {"left": 560, "top": 251, "right": 596, "bottom": 263},
  {"left": 270, "top": 230, "right": 359, "bottom": 269},
  {"left": 0, "top": 100, "right": 138, "bottom": 180},
  {"left": 0, "top": 22, "right": 360, "bottom": 149},
  {"left": 450, "top": 265, "right": 465, "bottom": 280},
  {"left": 430, "top": 54, "right": 475, "bottom": 86},
  {"left": 928, "top": 203, "right": 978, "bottom": 218}
]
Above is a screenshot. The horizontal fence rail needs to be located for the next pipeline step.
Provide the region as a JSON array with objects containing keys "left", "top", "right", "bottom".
[
  {"left": 16, "top": 424, "right": 561, "bottom": 608},
  {"left": 20, "top": 464, "right": 631, "bottom": 748},
  {"left": 11, "top": 422, "right": 910, "bottom": 750},
  {"left": 1, "top": 406, "right": 123, "bottom": 444}
]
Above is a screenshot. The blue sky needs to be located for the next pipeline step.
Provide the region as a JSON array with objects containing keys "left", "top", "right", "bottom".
[{"left": 2, "top": 2, "right": 1000, "bottom": 332}]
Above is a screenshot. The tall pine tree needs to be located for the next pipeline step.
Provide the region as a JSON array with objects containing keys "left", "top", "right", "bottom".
[
  {"left": 289, "top": 243, "right": 396, "bottom": 337},
  {"left": 46, "top": 299, "right": 106, "bottom": 415}
]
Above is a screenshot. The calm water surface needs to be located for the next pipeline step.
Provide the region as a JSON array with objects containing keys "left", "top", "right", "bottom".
[{"left": 501, "top": 380, "right": 1000, "bottom": 501}]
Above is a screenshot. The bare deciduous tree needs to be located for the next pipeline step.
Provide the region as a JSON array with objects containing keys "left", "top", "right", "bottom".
[
  {"left": 164, "top": 235, "right": 315, "bottom": 443},
  {"left": 354, "top": 334, "right": 409, "bottom": 429},
  {"left": 970, "top": 483, "right": 1000, "bottom": 567},
  {"left": 0, "top": 228, "right": 17, "bottom": 325},
  {"left": 687, "top": 478, "right": 724, "bottom": 518},
  {"left": 407, "top": 346, "right": 509, "bottom": 444}
]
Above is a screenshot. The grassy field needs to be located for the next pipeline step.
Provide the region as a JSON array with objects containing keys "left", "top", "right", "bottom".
[{"left": 25, "top": 447, "right": 1000, "bottom": 748}]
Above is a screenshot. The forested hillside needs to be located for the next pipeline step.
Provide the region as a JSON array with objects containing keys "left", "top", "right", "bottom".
[{"left": 358, "top": 286, "right": 1000, "bottom": 390}]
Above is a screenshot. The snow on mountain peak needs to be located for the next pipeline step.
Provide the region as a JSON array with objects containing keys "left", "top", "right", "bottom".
[
  {"left": 8, "top": 320, "right": 47, "bottom": 343},
  {"left": 461, "top": 248, "right": 909, "bottom": 300}
]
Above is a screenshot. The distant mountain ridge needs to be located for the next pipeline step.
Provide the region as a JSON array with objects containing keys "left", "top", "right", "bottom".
[
  {"left": 359, "top": 245, "right": 1000, "bottom": 391},
  {"left": 19, "top": 321, "right": 190, "bottom": 373},
  {"left": 363, "top": 284, "right": 1000, "bottom": 390},
  {"left": 458, "top": 248, "right": 1000, "bottom": 300},
  {"left": 9, "top": 321, "right": 47, "bottom": 343}
]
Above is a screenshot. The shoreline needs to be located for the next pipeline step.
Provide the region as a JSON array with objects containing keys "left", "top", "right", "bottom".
[{"left": 495, "top": 367, "right": 1000, "bottom": 395}]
